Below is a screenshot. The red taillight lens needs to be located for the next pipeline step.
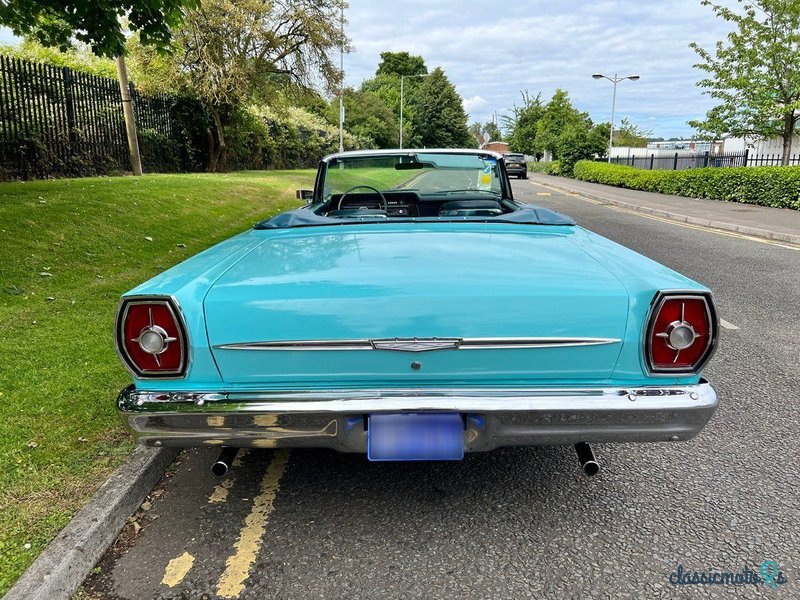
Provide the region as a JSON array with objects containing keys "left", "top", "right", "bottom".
[
  {"left": 116, "top": 298, "right": 188, "bottom": 377},
  {"left": 645, "top": 292, "right": 717, "bottom": 374}
]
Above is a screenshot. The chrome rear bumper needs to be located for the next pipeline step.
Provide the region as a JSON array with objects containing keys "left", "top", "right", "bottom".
[{"left": 118, "top": 382, "right": 717, "bottom": 451}]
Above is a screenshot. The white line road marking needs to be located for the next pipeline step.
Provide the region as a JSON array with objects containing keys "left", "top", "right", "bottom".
[
  {"left": 720, "top": 319, "right": 740, "bottom": 330},
  {"left": 216, "top": 449, "right": 290, "bottom": 598},
  {"left": 536, "top": 192, "right": 551, "bottom": 196},
  {"left": 162, "top": 552, "right": 195, "bottom": 587}
]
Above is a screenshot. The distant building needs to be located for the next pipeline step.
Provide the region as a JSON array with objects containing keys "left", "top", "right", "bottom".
[
  {"left": 720, "top": 134, "right": 800, "bottom": 155},
  {"left": 646, "top": 140, "right": 722, "bottom": 153},
  {"left": 612, "top": 139, "right": 724, "bottom": 159},
  {"left": 481, "top": 141, "right": 509, "bottom": 153},
  {"left": 645, "top": 135, "right": 800, "bottom": 156}
]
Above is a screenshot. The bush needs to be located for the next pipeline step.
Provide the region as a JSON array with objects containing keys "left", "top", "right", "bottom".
[
  {"left": 573, "top": 161, "right": 800, "bottom": 210},
  {"left": 527, "top": 161, "right": 561, "bottom": 176},
  {"left": 0, "top": 131, "right": 129, "bottom": 181},
  {"left": 225, "top": 105, "right": 366, "bottom": 172},
  {"left": 555, "top": 123, "right": 607, "bottom": 176},
  {"left": 170, "top": 97, "right": 212, "bottom": 173},
  {"left": 139, "top": 129, "right": 183, "bottom": 173}
]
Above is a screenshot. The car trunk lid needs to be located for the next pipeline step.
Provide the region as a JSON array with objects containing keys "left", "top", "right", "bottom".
[{"left": 204, "top": 227, "right": 629, "bottom": 386}]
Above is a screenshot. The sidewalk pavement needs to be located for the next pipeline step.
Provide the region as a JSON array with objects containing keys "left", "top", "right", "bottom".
[{"left": 529, "top": 173, "right": 800, "bottom": 245}]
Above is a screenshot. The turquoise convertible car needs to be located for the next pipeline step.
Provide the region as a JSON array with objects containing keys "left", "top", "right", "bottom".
[{"left": 115, "top": 149, "right": 718, "bottom": 475}]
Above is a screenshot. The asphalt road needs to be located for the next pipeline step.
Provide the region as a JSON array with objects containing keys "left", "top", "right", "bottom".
[{"left": 82, "top": 179, "right": 800, "bottom": 599}]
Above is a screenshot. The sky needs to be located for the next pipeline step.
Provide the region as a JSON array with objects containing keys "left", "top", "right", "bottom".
[
  {"left": 344, "top": 0, "right": 736, "bottom": 139},
  {"left": 0, "top": 0, "right": 736, "bottom": 139}
]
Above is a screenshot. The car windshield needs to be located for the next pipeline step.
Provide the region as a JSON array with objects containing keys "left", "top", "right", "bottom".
[
  {"left": 323, "top": 152, "right": 503, "bottom": 198},
  {"left": 255, "top": 149, "right": 576, "bottom": 228},
  {"left": 505, "top": 154, "right": 525, "bottom": 162}
]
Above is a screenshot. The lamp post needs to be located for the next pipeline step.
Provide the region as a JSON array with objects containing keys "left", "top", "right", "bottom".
[
  {"left": 592, "top": 72, "right": 640, "bottom": 162},
  {"left": 399, "top": 73, "right": 430, "bottom": 149},
  {"left": 338, "top": 2, "right": 345, "bottom": 153}
]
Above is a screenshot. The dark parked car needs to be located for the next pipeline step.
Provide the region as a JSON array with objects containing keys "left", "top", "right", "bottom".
[{"left": 504, "top": 153, "right": 527, "bottom": 178}]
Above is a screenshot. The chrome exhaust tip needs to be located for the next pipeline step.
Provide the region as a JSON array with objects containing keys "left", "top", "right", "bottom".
[
  {"left": 575, "top": 442, "right": 600, "bottom": 477},
  {"left": 212, "top": 447, "right": 239, "bottom": 477}
]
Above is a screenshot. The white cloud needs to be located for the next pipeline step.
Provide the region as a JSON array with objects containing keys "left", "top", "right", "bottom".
[
  {"left": 462, "top": 95, "right": 488, "bottom": 115},
  {"left": 345, "top": 0, "right": 737, "bottom": 138},
  {"left": 2, "top": 2, "right": 738, "bottom": 138}
]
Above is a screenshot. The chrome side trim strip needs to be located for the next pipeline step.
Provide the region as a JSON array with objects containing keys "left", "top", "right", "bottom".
[
  {"left": 213, "top": 337, "right": 622, "bottom": 352},
  {"left": 458, "top": 337, "right": 621, "bottom": 349},
  {"left": 216, "top": 340, "right": 373, "bottom": 351}
]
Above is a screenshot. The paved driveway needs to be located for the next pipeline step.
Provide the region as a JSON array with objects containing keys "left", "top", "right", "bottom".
[{"left": 81, "top": 178, "right": 800, "bottom": 599}]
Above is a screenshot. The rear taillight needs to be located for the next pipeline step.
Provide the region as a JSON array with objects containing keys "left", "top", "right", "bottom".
[
  {"left": 644, "top": 291, "right": 717, "bottom": 374},
  {"left": 116, "top": 297, "right": 188, "bottom": 378}
]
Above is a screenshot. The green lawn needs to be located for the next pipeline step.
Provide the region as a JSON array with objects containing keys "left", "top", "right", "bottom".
[
  {"left": 0, "top": 170, "right": 311, "bottom": 594},
  {"left": 325, "top": 166, "right": 428, "bottom": 193}
]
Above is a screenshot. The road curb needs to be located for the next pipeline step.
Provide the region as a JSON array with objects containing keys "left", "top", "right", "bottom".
[
  {"left": 532, "top": 177, "right": 800, "bottom": 246},
  {"left": 5, "top": 445, "right": 180, "bottom": 600}
]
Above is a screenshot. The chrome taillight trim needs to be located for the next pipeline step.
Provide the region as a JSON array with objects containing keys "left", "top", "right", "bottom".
[
  {"left": 643, "top": 290, "right": 718, "bottom": 376},
  {"left": 115, "top": 295, "right": 190, "bottom": 379}
]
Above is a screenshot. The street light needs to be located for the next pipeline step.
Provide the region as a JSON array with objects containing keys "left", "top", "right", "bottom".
[
  {"left": 592, "top": 73, "right": 640, "bottom": 162},
  {"left": 399, "top": 73, "right": 430, "bottom": 149},
  {"left": 338, "top": 2, "right": 345, "bottom": 153}
]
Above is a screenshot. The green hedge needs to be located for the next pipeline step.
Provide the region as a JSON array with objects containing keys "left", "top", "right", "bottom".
[
  {"left": 0, "top": 133, "right": 128, "bottom": 180},
  {"left": 527, "top": 161, "right": 561, "bottom": 176},
  {"left": 138, "top": 129, "right": 184, "bottom": 173},
  {"left": 225, "top": 105, "right": 365, "bottom": 172},
  {"left": 573, "top": 161, "right": 800, "bottom": 210}
]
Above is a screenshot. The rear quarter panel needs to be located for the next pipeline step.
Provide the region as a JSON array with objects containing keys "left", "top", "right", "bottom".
[
  {"left": 568, "top": 226, "right": 711, "bottom": 385},
  {"left": 123, "top": 229, "right": 267, "bottom": 387}
]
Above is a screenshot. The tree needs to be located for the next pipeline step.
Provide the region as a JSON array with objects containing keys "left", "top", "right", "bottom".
[
  {"left": 145, "top": 0, "right": 347, "bottom": 171},
  {"left": 468, "top": 122, "right": 483, "bottom": 145},
  {"left": 411, "top": 67, "right": 472, "bottom": 148},
  {"left": 328, "top": 88, "right": 398, "bottom": 148},
  {"left": 690, "top": 0, "right": 800, "bottom": 164},
  {"left": 359, "top": 52, "right": 428, "bottom": 145},
  {"left": 468, "top": 120, "right": 502, "bottom": 146},
  {"left": 375, "top": 51, "right": 427, "bottom": 78},
  {"left": 123, "top": 32, "right": 182, "bottom": 94},
  {"left": 1, "top": 37, "right": 117, "bottom": 78},
  {"left": 483, "top": 121, "right": 502, "bottom": 143},
  {"left": 556, "top": 121, "right": 609, "bottom": 175},
  {"left": 535, "top": 89, "right": 588, "bottom": 157},
  {"left": 501, "top": 91, "right": 544, "bottom": 157},
  {"left": 614, "top": 117, "right": 652, "bottom": 147},
  {"left": 0, "top": 0, "right": 195, "bottom": 57}
]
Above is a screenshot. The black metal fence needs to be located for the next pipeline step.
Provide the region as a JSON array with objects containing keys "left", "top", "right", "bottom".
[
  {"left": 608, "top": 149, "right": 800, "bottom": 171},
  {"left": 0, "top": 54, "right": 202, "bottom": 180}
]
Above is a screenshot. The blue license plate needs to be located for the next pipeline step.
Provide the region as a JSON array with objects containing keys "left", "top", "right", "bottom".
[{"left": 368, "top": 413, "right": 464, "bottom": 461}]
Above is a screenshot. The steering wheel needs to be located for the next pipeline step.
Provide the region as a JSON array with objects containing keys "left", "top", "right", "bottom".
[{"left": 337, "top": 185, "right": 388, "bottom": 211}]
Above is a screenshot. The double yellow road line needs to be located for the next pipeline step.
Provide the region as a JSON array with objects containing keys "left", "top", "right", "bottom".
[{"left": 159, "top": 449, "right": 292, "bottom": 598}]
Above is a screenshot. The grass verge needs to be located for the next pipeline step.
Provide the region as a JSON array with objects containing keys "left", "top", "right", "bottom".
[{"left": 0, "top": 170, "right": 311, "bottom": 594}]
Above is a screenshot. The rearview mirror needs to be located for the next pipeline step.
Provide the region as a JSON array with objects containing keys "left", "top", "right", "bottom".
[
  {"left": 395, "top": 162, "right": 435, "bottom": 170},
  {"left": 295, "top": 189, "right": 314, "bottom": 202}
]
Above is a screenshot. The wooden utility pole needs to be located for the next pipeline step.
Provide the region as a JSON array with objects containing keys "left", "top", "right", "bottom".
[{"left": 115, "top": 55, "right": 143, "bottom": 175}]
